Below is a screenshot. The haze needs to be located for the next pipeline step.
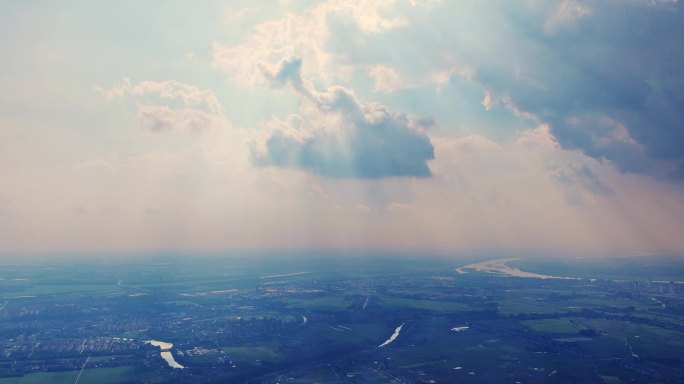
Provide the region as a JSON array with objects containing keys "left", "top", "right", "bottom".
[{"left": 1, "top": 0, "right": 684, "bottom": 256}]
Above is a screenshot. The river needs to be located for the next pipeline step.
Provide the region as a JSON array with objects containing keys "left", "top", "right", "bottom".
[
  {"left": 379, "top": 323, "right": 404, "bottom": 348},
  {"left": 456, "top": 258, "right": 580, "bottom": 280},
  {"left": 145, "top": 340, "right": 185, "bottom": 369}
]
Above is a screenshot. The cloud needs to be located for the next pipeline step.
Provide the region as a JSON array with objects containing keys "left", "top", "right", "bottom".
[
  {"left": 544, "top": 0, "right": 592, "bottom": 34},
  {"left": 464, "top": 1, "right": 684, "bottom": 178},
  {"left": 515, "top": 124, "right": 561, "bottom": 151},
  {"left": 7, "top": 1, "right": 684, "bottom": 255},
  {"left": 339, "top": 0, "right": 408, "bottom": 33},
  {"left": 422, "top": 131, "right": 684, "bottom": 255},
  {"left": 245, "top": 0, "right": 683, "bottom": 179},
  {"left": 409, "top": 0, "right": 442, "bottom": 6},
  {"left": 551, "top": 163, "right": 614, "bottom": 206},
  {"left": 253, "top": 58, "right": 435, "bottom": 178},
  {"left": 98, "top": 78, "right": 226, "bottom": 132},
  {"left": 137, "top": 105, "right": 214, "bottom": 132},
  {"left": 368, "top": 65, "right": 412, "bottom": 93},
  {"left": 212, "top": 0, "right": 414, "bottom": 87}
]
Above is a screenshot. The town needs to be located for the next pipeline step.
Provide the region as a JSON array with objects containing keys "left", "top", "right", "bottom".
[{"left": 1, "top": 255, "right": 683, "bottom": 383}]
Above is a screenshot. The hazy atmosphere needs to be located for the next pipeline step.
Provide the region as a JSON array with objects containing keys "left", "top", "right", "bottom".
[{"left": 2, "top": 0, "right": 684, "bottom": 256}]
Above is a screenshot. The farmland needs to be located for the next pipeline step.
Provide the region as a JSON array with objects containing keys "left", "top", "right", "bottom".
[{"left": 1, "top": 254, "right": 683, "bottom": 383}]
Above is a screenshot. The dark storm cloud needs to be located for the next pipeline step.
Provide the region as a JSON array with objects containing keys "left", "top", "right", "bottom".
[
  {"left": 473, "top": 1, "right": 684, "bottom": 177},
  {"left": 254, "top": 58, "right": 435, "bottom": 179}
]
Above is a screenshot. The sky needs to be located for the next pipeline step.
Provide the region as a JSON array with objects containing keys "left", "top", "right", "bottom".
[{"left": 1, "top": 0, "right": 684, "bottom": 257}]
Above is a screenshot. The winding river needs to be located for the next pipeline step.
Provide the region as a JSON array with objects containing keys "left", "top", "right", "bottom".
[
  {"left": 379, "top": 323, "right": 404, "bottom": 348},
  {"left": 145, "top": 340, "right": 185, "bottom": 369}
]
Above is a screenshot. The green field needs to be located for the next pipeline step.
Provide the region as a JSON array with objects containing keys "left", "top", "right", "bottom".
[
  {"left": 222, "top": 345, "right": 283, "bottom": 364},
  {"left": 304, "top": 322, "right": 388, "bottom": 347},
  {"left": 2, "top": 283, "right": 122, "bottom": 296},
  {"left": 522, "top": 316, "right": 684, "bottom": 360},
  {"left": 522, "top": 318, "right": 583, "bottom": 334},
  {"left": 0, "top": 366, "right": 156, "bottom": 384},
  {"left": 497, "top": 297, "right": 565, "bottom": 315},
  {"left": 2, "top": 256, "right": 683, "bottom": 383},
  {"left": 379, "top": 296, "right": 471, "bottom": 313},
  {"left": 284, "top": 296, "right": 350, "bottom": 311}
]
